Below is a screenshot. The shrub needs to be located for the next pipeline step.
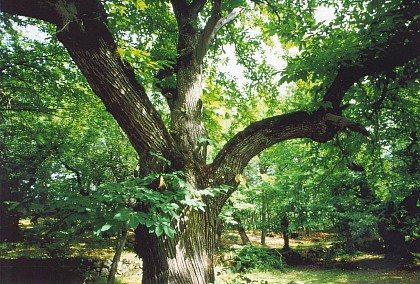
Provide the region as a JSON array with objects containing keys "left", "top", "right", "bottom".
[{"left": 232, "top": 245, "right": 285, "bottom": 272}]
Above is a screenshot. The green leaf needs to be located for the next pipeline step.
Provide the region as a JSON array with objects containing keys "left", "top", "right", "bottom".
[
  {"left": 136, "top": 0, "right": 147, "bottom": 10},
  {"left": 155, "top": 225, "right": 163, "bottom": 237},
  {"left": 114, "top": 208, "right": 132, "bottom": 221},
  {"left": 128, "top": 214, "right": 140, "bottom": 229},
  {"left": 163, "top": 225, "right": 176, "bottom": 238},
  {"left": 145, "top": 218, "right": 154, "bottom": 228},
  {"left": 100, "top": 224, "right": 112, "bottom": 232}
]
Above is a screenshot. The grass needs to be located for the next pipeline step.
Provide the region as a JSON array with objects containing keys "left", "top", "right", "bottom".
[
  {"left": 215, "top": 267, "right": 420, "bottom": 284},
  {"left": 2, "top": 223, "right": 419, "bottom": 284},
  {"left": 216, "top": 231, "right": 419, "bottom": 284}
]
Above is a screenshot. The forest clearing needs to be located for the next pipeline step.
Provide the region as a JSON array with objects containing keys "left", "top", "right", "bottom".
[{"left": 1, "top": 219, "right": 419, "bottom": 283}]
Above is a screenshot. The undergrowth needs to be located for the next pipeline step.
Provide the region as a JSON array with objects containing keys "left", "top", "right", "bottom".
[{"left": 231, "top": 244, "right": 285, "bottom": 272}]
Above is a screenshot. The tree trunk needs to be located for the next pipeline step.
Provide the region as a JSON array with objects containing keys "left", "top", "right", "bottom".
[
  {"left": 0, "top": 157, "right": 26, "bottom": 242},
  {"left": 343, "top": 218, "right": 355, "bottom": 254},
  {"left": 281, "top": 215, "right": 290, "bottom": 250},
  {"left": 107, "top": 226, "right": 128, "bottom": 284},
  {"left": 261, "top": 194, "right": 267, "bottom": 245},
  {"left": 252, "top": 211, "right": 257, "bottom": 235},
  {"left": 233, "top": 213, "right": 250, "bottom": 245},
  {"left": 237, "top": 226, "right": 251, "bottom": 246},
  {"left": 216, "top": 218, "right": 224, "bottom": 249},
  {"left": 0, "top": 179, "right": 21, "bottom": 242},
  {"left": 378, "top": 201, "right": 413, "bottom": 260},
  {"left": 134, "top": 208, "right": 217, "bottom": 284}
]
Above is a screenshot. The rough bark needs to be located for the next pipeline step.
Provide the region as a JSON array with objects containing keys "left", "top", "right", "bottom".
[
  {"left": 134, "top": 207, "right": 217, "bottom": 284},
  {"left": 1, "top": 0, "right": 180, "bottom": 171}
]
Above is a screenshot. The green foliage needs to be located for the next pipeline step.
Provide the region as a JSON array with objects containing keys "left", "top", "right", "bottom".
[
  {"left": 1, "top": 0, "right": 418, "bottom": 266},
  {"left": 232, "top": 245, "right": 285, "bottom": 272},
  {"left": 17, "top": 171, "right": 229, "bottom": 240},
  {"left": 92, "top": 172, "right": 194, "bottom": 237}
]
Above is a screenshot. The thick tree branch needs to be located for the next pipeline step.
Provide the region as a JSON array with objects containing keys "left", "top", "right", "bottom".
[
  {"left": 200, "top": 0, "right": 222, "bottom": 47},
  {"left": 0, "top": 0, "right": 59, "bottom": 24},
  {"left": 210, "top": 4, "right": 419, "bottom": 194},
  {"left": 209, "top": 111, "right": 368, "bottom": 188},
  {"left": 1, "top": 0, "right": 181, "bottom": 171},
  {"left": 171, "top": 0, "right": 207, "bottom": 20},
  {"left": 323, "top": 17, "right": 420, "bottom": 111}
]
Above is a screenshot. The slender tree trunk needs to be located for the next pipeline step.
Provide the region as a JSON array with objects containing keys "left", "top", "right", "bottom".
[
  {"left": 261, "top": 197, "right": 267, "bottom": 245},
  {"left": 252, "top": 211, "right": 257, "bottom": 235},
  {"left": 343, "top": 218, "right": 355, "bottom": 253},
  {"left": 107, "top": 226, "right": 128, "bottom": 284},
  {"left": 237, "top": 226, "right": 251, "bottom": 245},
  {"left": 233, "top": 212, "right": 250, "bottom": 245},
  {"left": 281, "top": 215, "right": 290, "bottom": 250}
]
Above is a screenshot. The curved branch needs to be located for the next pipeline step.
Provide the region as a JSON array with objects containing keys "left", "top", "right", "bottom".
[
  {"left": 324, "top": 17, "right": 420, "bottom": 111},
  {"left": 209, "top": 111, "right": 368, "bottom": 186},
  {"left": 209, "top": 4, "right": 419, "bottom": 197}
]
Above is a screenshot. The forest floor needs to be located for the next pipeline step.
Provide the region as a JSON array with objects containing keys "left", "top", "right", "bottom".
[
  {"left": 216, "top": 231, "right": 420, "bottom": 283},
  {"left": 0, "top": 222, "right": 419, "bottom": 283}
]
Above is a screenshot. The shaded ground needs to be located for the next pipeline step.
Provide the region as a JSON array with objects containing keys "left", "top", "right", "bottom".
[
  {"left": 0, "top": 258, "right": 87, "bottom": 284},
  {"left": 1, "top": 225, "right": 419, "bottom": 283}
]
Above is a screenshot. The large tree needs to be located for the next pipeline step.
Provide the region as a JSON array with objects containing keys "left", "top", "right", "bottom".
[{"left": 1, "top": 0, "right": 419, "bottom": 283}]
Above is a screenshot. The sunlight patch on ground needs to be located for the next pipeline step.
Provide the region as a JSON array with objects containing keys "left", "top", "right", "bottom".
[{"left": 0, "top": 242, "right": 49, "bottom": 259}]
